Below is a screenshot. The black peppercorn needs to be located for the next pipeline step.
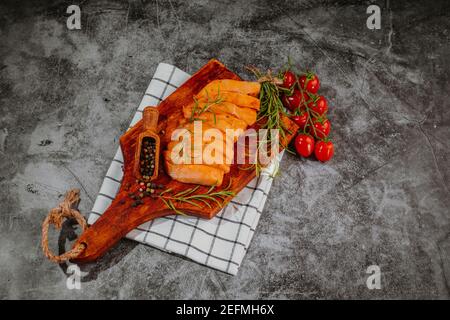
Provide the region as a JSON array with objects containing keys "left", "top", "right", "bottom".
[{"left": 139, "top": 137, "right": 157, "bottom": 178}]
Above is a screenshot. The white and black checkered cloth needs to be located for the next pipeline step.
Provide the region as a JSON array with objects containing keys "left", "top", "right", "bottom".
[{"left": 88, "top": 63, "right": 282, "bottom": 275}]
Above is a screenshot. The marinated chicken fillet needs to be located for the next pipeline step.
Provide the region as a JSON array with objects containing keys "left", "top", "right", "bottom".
[
  {"left": 196, "top": 91, "right": 260, "bottom": 111},
  {"left": 183, "top": 101, "right": 257, "bottom": 126},
  {"left": 164, "top": 160, "right": 224, "bottom": 186},
  {"left": 166, "top": 123, "right": 234, "bottom": 173},
  {"left": 167, "top": 139, "right": 234, "bottom": 169},
  {"left": 195, "top": 113, "right": 248, "bottom": 133},
  {"left": 166, "top": 122, "right": 235, "bottom": 163},
  {"left": 197, "top": 80, "right": 261, "bottom": 98},
  {"left": 164, "top": 147, "right": 230, "bottom": 173},
  {"left": 164, "top": 80, "right": 261, "bottom": 186}
]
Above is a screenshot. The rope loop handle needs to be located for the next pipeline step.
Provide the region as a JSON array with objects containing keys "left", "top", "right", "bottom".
[{"left": 41, "top": 189, "right": 87, "bottom": 263}]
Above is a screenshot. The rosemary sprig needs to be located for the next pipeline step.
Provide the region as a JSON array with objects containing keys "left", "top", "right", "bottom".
[
  {"left": 258, "top": 80, "right": 290, "bottom": 142},
  {"left": 174, "top": 185, "right": 200, "bottom": 197},
  {"left": 243, "top": 66, "right": 292, "bottom": 176},
  {"left": 189, "top": 88, "right": 223, "bottom": 122},
  {"left": 158, "top": 181, "right": 235, "bottom": 215},
  {"left": 247, "top": 66, "right": 292, "bottom": 144},
  {"left": 238, "top": 135, "right": 284, "bottom": 177}
]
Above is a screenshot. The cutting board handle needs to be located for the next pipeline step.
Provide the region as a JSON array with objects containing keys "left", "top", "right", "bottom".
[
  {"left": 71, "top": 195, "right": 169, "bottom": 263},
  {"left": 143, "top": 107, "right": 159, "bottom": 131}
]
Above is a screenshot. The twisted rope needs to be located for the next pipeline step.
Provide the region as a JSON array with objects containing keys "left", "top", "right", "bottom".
[
  {"left": 245, "top": 65, "right": 283, "bottom": 85},
  {"left": 41, "top": 189, "right": 87, "bottom": 263}
]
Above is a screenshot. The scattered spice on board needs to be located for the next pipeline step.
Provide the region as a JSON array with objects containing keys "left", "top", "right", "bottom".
[{"left": 127, "top": 182, "right": 166, "bottom": 208}]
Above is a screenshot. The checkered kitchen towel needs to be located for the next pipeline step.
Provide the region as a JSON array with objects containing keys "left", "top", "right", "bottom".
[{"left": 88, "top": 63, "right": 281, "bottom": 275}]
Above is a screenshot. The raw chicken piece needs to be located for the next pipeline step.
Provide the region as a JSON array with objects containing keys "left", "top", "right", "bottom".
[
  {"left": 195, "top": 113, "right": 248, "bottom": 134},
  {"left": 166, "top": 122, "right": 234, "bottom": 171},
  {"left": 163, "top": 79, "right": 261, "bottom": 186},
  {"left": 197, "top": 80, "right": 260, "bottom": 98},
  {"left": 164, "top": 159, "right": 224, "bottom": 186},
  {"left": 207, "top": 103, "right": 257, "bottom": 126},
  {"left": 167, "top": 139, "right": 233, "bottom": 167},
  {"left": 164, "top": 146, "right": 230, "bottom": 173},
  {"left": 196, "top": 91, "right": 260, "bottom": 110},
  {"left": 183, "top": 101, "right": 257, "bottom": 126}
]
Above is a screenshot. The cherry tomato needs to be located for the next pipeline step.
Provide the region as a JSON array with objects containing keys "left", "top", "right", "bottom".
[
  {"left": 299, "top": 72, "right": 320, "bottom": 94},
  {"left": 282, "top": 70, "right": 296, "bottom": 89},
  {"left": 282, "top": 93, "right": 299, "bottom": 111},
  {"left": 311, "top": 118, "right": 331, "bottom": 139},
  {"left": 291, "top": 112, "right": 308, "bottom": 129},
  {"left": 282, "top": 89, "right": 308, "bottom": 111},
  {"left": 314, "top": 140, "right": 334, "bottom": 162},
  {"left": 294, "top": 134, "right": 315, "bottom": 158},
  {"left": 308, "top": 95, "right": 328, "bottom": 116}
]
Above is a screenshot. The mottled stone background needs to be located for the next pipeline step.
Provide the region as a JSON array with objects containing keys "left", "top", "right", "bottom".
[{"left": 1, "top": 0, "right": 449, "bottom": 299}]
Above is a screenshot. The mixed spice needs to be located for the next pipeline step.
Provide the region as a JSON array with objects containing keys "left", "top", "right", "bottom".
[
  {"left": 139, "top": 137, "right": 157, "bottom": 179},
  {"left": 126, "top": 181, "right": 165, "bottom": 207}
]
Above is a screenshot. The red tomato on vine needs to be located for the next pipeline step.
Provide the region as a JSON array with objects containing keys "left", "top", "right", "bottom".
[
  {"left": 308, "top": 95, "right": 328, "bottom": 116},
  {"left": 294, "top": 134, "right": 315, "bottom": 157},
  {"left": 315, "top": 140, "right": 334, "bottom": 162},
  {"left": 299, "top": 72, "right": 320, "bottom": 94},
  {"left": 282, "top": 70, "right": 296, "bottom": 89},
  {"left": 311, "top": 118, "right": 331, "bottom": 139}
]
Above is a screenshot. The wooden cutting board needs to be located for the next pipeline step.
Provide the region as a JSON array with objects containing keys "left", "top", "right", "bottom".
[{"left": 72, "top": 59, "right": 298, "bottom": 263}]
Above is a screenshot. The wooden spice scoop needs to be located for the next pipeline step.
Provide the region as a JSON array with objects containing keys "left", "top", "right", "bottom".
[{"left": 133, "top": 107, "right": 160, "bottom": 181}]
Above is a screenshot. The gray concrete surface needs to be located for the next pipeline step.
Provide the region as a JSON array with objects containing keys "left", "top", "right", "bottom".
[{"left": 1, "top": 0, "right": 449, "bottom": 299}]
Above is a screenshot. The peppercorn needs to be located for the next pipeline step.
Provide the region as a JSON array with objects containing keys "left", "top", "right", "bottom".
[{"left": 139, "top": 137, "right": 157, "bottom": 178}]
